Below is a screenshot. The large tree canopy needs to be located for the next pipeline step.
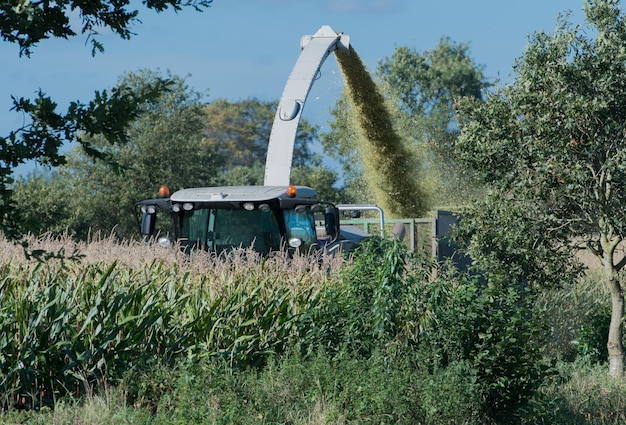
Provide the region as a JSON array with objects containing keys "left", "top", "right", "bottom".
[
  {"left": 378, "top": 37, "right": 486, "bottom": 128},
  {"left": 13, "top": 70, "right": 220, "bottom": 239},
  {"left": 455, "top": 0, "right": 626, "bottom": 377},
  {"left": 1, "top": 0, "right": 212, "bottom": 56},
  {"left": 1, "top": 0, "right": 211, "bottom": 239},
  {"left": 377, "top": 38, "right": 489, "bottom": 208}
]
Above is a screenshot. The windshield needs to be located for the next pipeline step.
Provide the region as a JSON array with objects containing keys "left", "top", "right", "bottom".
[{"left": 179, "top": 208, "right": 282, "bottom": 254}]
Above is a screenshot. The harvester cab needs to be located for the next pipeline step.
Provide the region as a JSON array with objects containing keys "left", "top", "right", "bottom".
[{"left": 135, "top": 185, "right": 344, "bottom": 255}]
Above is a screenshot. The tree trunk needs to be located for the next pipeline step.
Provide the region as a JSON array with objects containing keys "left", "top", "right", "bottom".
[
  {"left": 603, "top": 246, "right": 624, "bottom": 378},
  {"left": 607, "top": 276, "right": 624, "bottom": 377}
]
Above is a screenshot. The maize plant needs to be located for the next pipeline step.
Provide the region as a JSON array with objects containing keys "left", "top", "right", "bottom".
[{"left": 0, "top": 243, "right": 339, "bottom": 410}]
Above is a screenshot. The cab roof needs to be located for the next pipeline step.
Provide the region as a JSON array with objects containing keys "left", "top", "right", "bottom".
[{"left": 170, "top": 185, "right": 318, "bottom": 203}]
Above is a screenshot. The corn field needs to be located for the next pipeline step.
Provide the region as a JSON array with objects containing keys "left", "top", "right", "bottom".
[
  {"left": 0, "top": 233, "right": 346, "bottom": 410},
  {"left": 4, "top": 234, "right": 625, "bottom": 424}
]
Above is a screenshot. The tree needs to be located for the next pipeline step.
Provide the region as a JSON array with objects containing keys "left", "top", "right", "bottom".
[
  {"left": 203, "top": 98, "right": 341, "bottom": 201},
  {"left": 320, "top": 96, "right": 371, "bottom": 204},
  {"left": 378, "top": 38, "right": 485, "bottom": 128},
  {"left": 204, "top": 99, "right": 317, "bottom": 171},
  {"left": 1, "top": 0, "right": 211, "bottom": 239},
  {"left": 13, "top": 70, "right": 221, "bottom": 240},
  {"left": 321, "top": 37, "right": 489, "bottom": 211},
  {"left": 377, "top": 38, "right": 489, "bottom": 208},
  {"left": 455, "top": 0, "right": 626, "bottom": 377},
  {"left": 1, "top": 0, "right": 212, "bottom": 57}
]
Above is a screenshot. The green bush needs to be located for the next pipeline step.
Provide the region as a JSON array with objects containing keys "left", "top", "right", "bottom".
[
  {"left": 6, "top": 354, "right": 626, "bottom": 424},
  {"left": 306, "top": 237, "right": 436, "bottom": 359},
  {"left": 151, "top": 351, "right": 450, "bottom": 424},
  {"left": 301, "top": 237, "right": 548, "bottom": 422},
  {"left": 411, "top": 269, "right": 548, "bottom": 422}
]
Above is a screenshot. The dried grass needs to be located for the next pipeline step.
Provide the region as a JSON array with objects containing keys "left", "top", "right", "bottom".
[
  {"left": 0, "top": 232, "right": 345, "bottom": 284},
  {"left": 1, "top": 231, "right": 182, "bottom": 268}
]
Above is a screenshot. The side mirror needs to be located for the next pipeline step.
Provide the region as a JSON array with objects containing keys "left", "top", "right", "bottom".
[
  {"left": 141, "top": 211, "right": 156, "bottom": 236},
  {"left": 324, "top": 207, "right": 338, "bottom": 238}
]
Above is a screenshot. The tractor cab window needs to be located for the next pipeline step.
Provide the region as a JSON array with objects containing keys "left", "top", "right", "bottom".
[
  {"left": 283, "top": 207, "right": 317, "bottom": 253},
  {"left": 179, "top": 208, "right": 211, "bottom": 251},
  {"left": 179, "top": 208, "right": 281, "bottom": 254},
  {"left": 214, "top": 209, "right": 281, "bottom": 253}
]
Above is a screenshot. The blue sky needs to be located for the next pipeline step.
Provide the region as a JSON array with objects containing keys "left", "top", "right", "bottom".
[{"left": 2, "top": 0, "right": 586, "bottom": 175}]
